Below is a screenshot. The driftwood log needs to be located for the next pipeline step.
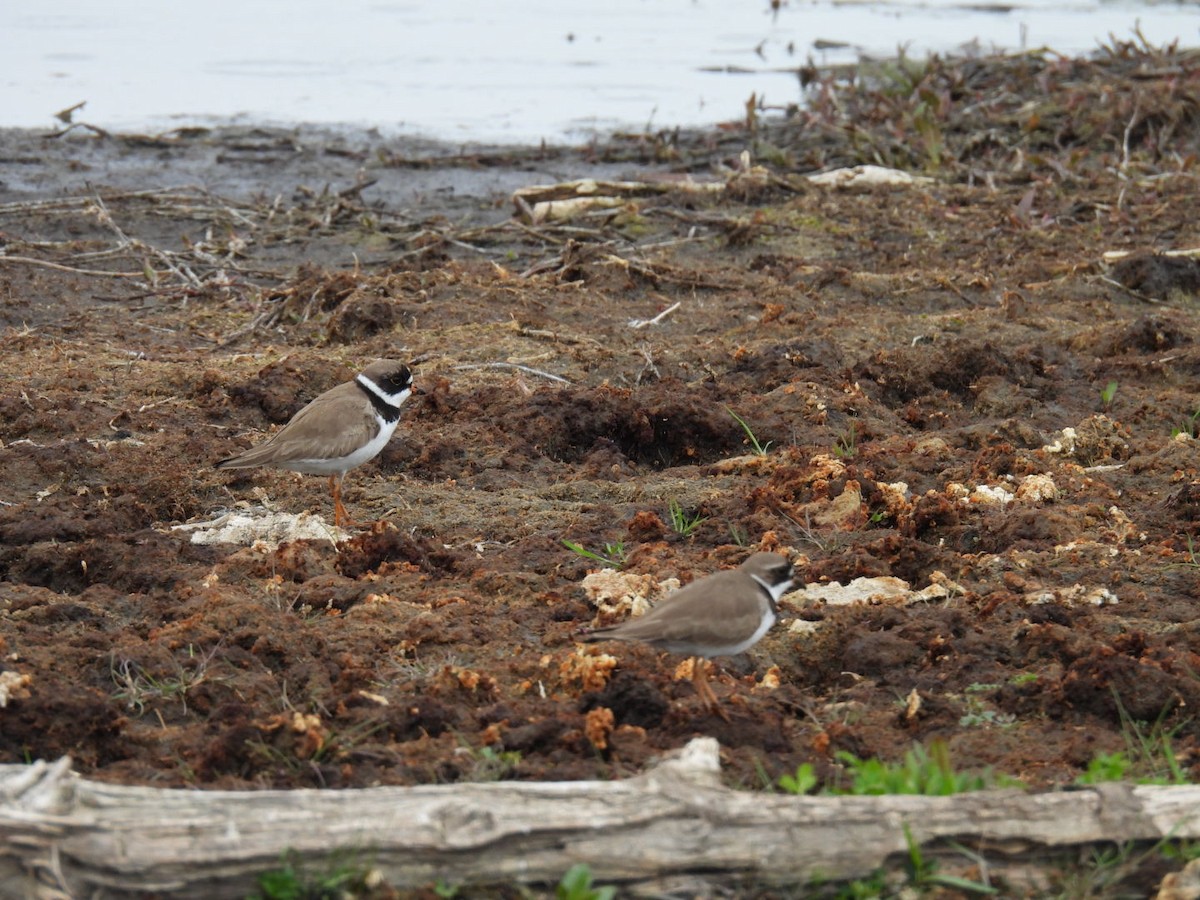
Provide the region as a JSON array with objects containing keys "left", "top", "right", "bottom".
[{"left": 2, "top": 738, "right": 1200, "bottom": 898}]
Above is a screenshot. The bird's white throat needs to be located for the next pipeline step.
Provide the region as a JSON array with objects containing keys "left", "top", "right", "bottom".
[
  {"left": 356, "top": 373, "right": 412, "bottom": 408},
  {"left": 752, "top": 573, "right": 794, "bottom": 602}
]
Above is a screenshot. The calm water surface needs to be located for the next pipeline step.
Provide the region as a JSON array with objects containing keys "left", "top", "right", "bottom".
[{"left": 4, "top": 0, "right": 1198, "bottom": 143}]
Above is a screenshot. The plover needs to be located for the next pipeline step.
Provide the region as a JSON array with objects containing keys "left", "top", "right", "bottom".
[
  {"left": 215, "top": 359, "right": 414, "bottom": 527},
  {"left": 577, "top": 552, "right": 794, "bottom": 718}
]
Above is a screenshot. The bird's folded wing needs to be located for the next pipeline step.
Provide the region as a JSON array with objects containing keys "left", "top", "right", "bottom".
[{"left": 221, "top": 393, "right": 380, "bottom": 466}]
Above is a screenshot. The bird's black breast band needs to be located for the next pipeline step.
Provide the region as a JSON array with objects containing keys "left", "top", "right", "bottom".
[{"left": 357, "top": 380, "right": 402, "bottom": 423}]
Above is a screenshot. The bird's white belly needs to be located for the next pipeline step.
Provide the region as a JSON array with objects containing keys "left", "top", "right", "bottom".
[
  {"left": 706, "top": 608, "right": 777, "bottom": 657},
  {"left": 284, "top": 415, "right": 397, "bottom": 475}
]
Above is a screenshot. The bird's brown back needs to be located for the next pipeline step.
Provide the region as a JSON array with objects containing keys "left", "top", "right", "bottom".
[
  {"left": 215, "top": 381, "right": 380, "bottom": 469},
  {"left": 579, "top": 569, "right": 770, "bottom": 655}
]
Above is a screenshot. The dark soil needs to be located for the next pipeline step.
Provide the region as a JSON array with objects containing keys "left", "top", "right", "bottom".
[{"left": 3, "top": 39, "right": 1200, "bottom": 894}]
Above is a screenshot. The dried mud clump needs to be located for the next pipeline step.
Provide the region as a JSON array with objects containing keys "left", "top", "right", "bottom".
[{"left": 1110, "top": 253, "right": 1200, "bottom": 302}]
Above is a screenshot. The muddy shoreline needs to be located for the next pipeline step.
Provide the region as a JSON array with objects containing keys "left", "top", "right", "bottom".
[{"left": 3, "top": 41, "right": 1200, "bottom": 896}]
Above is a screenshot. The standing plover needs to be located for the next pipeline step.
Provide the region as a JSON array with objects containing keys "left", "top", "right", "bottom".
[{"left": 216, "top": 360, "right": 414, "bottom": 527}]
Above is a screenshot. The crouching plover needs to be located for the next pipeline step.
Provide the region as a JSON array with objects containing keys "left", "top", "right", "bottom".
[{"left": 576, "top": 552, "right": 794, "bottom": 719}]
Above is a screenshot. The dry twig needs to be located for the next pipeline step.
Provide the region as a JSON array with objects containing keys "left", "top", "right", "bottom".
[{"left": 453, "top": 362, "right": 571, "bottom": 384}]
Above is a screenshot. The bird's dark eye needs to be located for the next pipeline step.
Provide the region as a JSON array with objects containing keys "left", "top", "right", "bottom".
[{"left": 382, "top": 368, "right": 412, "bottom": 392}]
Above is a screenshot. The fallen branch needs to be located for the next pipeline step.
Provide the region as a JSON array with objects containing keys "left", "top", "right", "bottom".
[
  {"left": 0, "top": 256, "right": 150, "bottom": 278},
  {"left": 2, "top": 740, "right": 1199, "bottom": 898}
]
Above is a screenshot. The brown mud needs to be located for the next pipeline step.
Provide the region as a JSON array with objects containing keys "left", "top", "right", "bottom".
[{"left": 2, "top": 39, "right": 1200, "bottom": 894}]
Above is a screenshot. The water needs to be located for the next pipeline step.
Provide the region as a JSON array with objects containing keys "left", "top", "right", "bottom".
[{"left": 4, "top": 0, "right": 1198, "bottom": 144}]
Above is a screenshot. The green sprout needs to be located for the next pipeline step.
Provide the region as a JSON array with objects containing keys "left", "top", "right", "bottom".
[
  {"left": 1100, "top": 380, "right": 1118, "bottom": 410},
  {"left": 728, "top": 523, "right": 750, "bottom": 547},
  {"left": 778, "top": 762, "right": 818, "bottom": 795},
  {"left": 832, "top": 741, "right": 1017, "bottom": 795},
  {"left": 833, "top": 422, "right": 857, "bottom": 459},
  {"left": 726, "top": 406, "right": 772, "bottom": 455},
  {"left": 1171, "top": 407, "right": 1200, "bottom": 439},
  {"left": 667, "top": 498, "right": 707, "bottom": 537},
  {"left": 562, "top": 539, "right": 627, "bottom": 569},
  {"left": 556, "top": 863, "right": 616, "bottom": 900}
]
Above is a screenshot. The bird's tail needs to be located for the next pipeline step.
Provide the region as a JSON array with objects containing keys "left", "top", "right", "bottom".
[
  {"left": 574, "top": 624, "right": 621, "bottom": 643},
  {"left": 213, "top": 443, "right": 276, "bottom": 470}
]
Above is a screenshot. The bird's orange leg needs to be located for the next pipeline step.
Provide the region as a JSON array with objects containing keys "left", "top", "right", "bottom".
[
  {"left": 692, "top": 658, "right": 730, "bottom": 722},
  {"left": 330, "top": 475, "right": 352, "bottom": 528}
]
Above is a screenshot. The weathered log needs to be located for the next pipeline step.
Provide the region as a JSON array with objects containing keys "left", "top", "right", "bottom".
[{"left": 1, "top": 739, "right": 1199, "bottom": 898}]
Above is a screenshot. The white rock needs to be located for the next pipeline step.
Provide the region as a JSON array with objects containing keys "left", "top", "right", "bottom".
[
  {"left": 1015, "top": 473, "right": 1058, "bottom": 504},
  {"left": 581, "top": 569, "right": 680, "bottom": 619},
  {"left": 171, "top": 510, "right": 346, "bottom": 548}
]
